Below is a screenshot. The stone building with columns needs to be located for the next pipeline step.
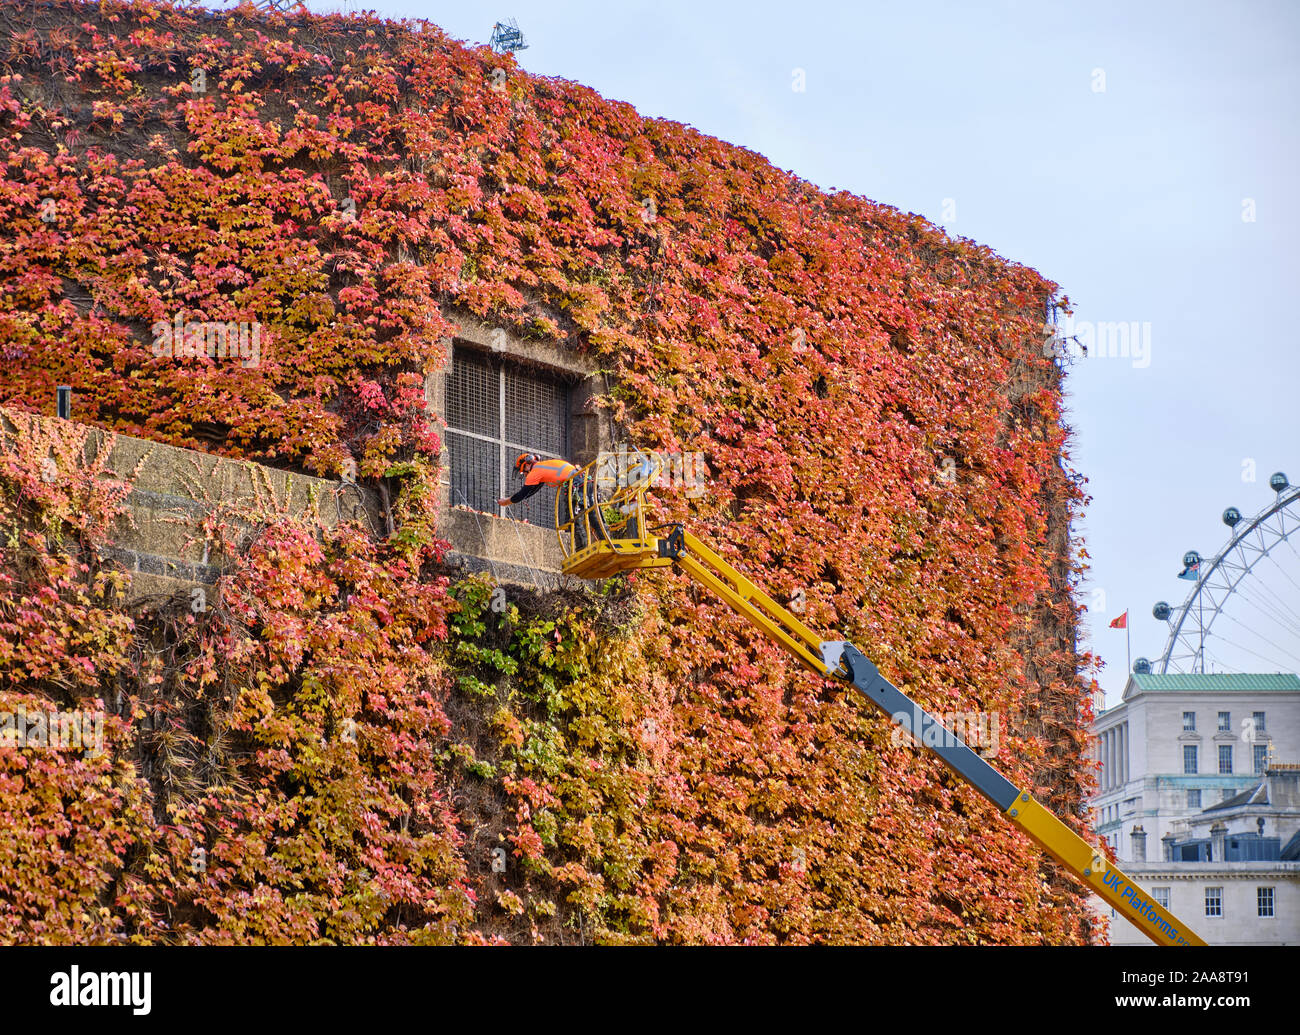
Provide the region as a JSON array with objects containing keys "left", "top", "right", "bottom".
[{"left": 1089, "top": 671, "right": 1300, "bottom": 944}]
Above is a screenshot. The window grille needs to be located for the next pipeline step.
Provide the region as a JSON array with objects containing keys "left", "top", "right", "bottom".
[{"left": 445, "top": 345, "right": 571, "bottom": 529}]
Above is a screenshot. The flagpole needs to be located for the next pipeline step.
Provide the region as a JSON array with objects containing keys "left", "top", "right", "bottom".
[
  {"left": 1198, "top": 583, "right": 1204, "bottom": 675},
  {"left": 1126, "top": 620, "right": 1131, "bottom": 675}
]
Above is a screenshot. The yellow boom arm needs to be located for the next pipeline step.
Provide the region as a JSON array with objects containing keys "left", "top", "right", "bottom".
[{"left": 556, "top": 453, "right": 1206, "bottom": 946}]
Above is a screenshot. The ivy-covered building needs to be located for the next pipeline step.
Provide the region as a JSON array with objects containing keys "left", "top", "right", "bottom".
[{"left": 0, "top": 1, "right": 1099, "bottom": 944}]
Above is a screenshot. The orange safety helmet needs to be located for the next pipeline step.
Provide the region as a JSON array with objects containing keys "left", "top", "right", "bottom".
[{"left": 514, "top": 452, "right": 539, "bottom": 474}]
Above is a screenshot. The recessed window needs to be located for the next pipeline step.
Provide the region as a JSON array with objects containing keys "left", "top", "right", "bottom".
[
  {"left": 1254, "top": 744, "right": 1269, "bottom": 774},
  {"left": 1205, "top": 887, "right": 1222, "bottom": 918},
  {"left": 1218, "top": 711, "right": 1231, "bottom": 732},
  {"left": 1258, "top": 887, "right": 1274, "bottom": 918},
  {"left": 1183, "top": 711, "right": 1196, "bottom": 731},
  {"left": 445, "top": 346, "right": 572, "bottom": 528},
  {"left": 1183, "top": 745, "right": 1198, "bottom": 774},
  {"left": 1153, "top": 887, "right": 1170, "bottom": 910},
  {"left": 1219, "top": 744, "right": 1233, "bottom": 774},
  {"left": 1252, "top": 711, "right": 1266, "bottom": 732},
  {"left": 1187, "top": 789, "right": 1201, "bottom": 808}
]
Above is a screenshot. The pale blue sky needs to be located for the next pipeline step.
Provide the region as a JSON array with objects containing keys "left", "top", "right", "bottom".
[{"left": 240, "top": 0, "right": 1300, "bottom": 704}]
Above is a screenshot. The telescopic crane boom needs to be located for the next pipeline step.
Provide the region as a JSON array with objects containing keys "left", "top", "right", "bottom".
[{"left": 556, "top": 451, "right": 1206, "bottom": 947}]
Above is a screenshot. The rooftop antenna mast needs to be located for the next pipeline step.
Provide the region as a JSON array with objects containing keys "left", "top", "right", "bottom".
[{"left": 489, "top": 18, "right": 529, "bottom": 54}]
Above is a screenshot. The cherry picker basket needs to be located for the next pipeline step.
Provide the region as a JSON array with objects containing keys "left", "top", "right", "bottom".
[{"left": 556, "top": 447, "right": 670, "bottom": 578}]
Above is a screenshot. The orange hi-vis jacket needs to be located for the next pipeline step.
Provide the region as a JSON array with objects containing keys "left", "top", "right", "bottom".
[{"left": 506, "top": 457, "right": 579, "bottom": 505}]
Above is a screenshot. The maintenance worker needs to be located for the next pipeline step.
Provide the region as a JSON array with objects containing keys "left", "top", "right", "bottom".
[
  {"left": 497, "top": 453, "right": 579, "bottom": 507},
  {"left": 498, "top": 453, "right": 596, "bottom": 545}
]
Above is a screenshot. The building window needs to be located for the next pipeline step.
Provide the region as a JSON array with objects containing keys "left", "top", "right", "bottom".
[
  {"left": 1218, "top": 744, "right": 1232, "bottom": 774},
  {"left": 445, "top": 346, "right": 572, "bottom": 529},
  {"left": 1153, "top": 887, "right": 1170, "bottom": 910},
  {"left": 1254, "top": 743, "right": 1269, "bottom": 774},
  {"left": 1183, "top": 745, "right": 1198, "bottom": 774},
  {"left": 1187, "top": 789, "right": 1201, "bottom": 809},
  {"left": 1257, "top": 887, "right": 1274, "bottom": 918},
  {"left": 1205, "top": 887, "right": 1222, "bottom": 917},
  {"left": 1218, "top": 710, "right": 1231, "bottom": 732},
  {"left": 1252, "top": 711, "right": 1266, "bottom": 732},
  {"left": 1220, "top": 788, "right": 1232, "bottom": 802},
  {"left": 1183, "top": 711, "right": 1196, "bottom": 731}
]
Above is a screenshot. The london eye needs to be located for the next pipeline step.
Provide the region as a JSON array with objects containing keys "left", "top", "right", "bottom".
[{"left": 1135, "top": 471, "right": 1300, "bottom": 676}]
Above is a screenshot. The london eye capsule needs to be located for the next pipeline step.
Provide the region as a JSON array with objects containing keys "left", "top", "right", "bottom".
[
  {"left": 1153, "top": 601, "right": 1172, "bottom": 621},
  {"left": 1270, "top": 472, "right": 1289, "bottom": 493},
  {"left": 1133, "top": 658, "right": 1151, "bottom": 674},
  {"left": 1222, "top": 506, "right": 1242, "bottom": 528}
]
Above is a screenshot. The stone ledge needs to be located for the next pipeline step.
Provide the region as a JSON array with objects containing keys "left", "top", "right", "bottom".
[
  {"left": 99, "top": 545, "right": 221, "bottom": 586},
  {"left": 442, "top": 551, "right": 569, "bottom": 593},
  {"left": 443, "top": 309, "right": 598, "bottom": 379},
  {"left": 4, "top": 409, "right": 589, "bottom": 598},
  {"left": 440, "top": 506, "right": 566, "bottom": 574},
  {"left": 121, "top": 570, "right": 211, "bottom": 605}
]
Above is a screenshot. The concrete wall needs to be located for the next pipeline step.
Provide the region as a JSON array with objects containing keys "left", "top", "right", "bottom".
[
  {"left": 2, "top": 411, "right": 380, "bottom": 601},
  {"left": 8, "top": 313, "right": 614, "bottom": 599}
]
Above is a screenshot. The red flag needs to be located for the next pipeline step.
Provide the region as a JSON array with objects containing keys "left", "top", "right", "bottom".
[{"left": 1109, "top": 611, "right": 1128, "bottom": 629}]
